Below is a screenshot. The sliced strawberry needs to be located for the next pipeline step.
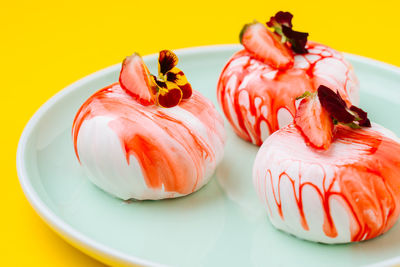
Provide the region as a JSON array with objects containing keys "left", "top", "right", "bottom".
[
  {"left": 294, "top": 95, "right": 334, "bottom": 150},
  {"left": 119, "top": 53, "right": 155, "bottom": 106},
  {"left": 240, "top": 22, "right": 294, "bottom": 69}
]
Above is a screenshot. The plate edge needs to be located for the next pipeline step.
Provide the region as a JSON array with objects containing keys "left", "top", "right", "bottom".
[{"left": 16, "top": 44, "right": 400, "bottom": 267}]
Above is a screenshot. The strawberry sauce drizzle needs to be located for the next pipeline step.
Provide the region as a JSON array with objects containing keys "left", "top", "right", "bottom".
[
  {"left": 257, "top": 124, "right": 400, "bottom": 241},
  {"left": 73, "top": 83, "right": 224, "bottom": 194},
  {"left": 217, "top": 42, "right": 358, "bottom": 145}
]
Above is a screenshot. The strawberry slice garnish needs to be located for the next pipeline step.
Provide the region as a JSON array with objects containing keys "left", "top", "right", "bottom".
[
  {"left": 240, "top": 22, "right": 294, "bottom": 69},
  {"left": 294, "top": 93, "right": 334, "bottom": 150},
  {"left": 119, "top": 53, "right": 155, "bottom": 106},
  {"left": 119, "top": 50, "right": 194, "bottom": 108},
  {"left": 294, "top": 85, "right": 371, "bottom": 150}
]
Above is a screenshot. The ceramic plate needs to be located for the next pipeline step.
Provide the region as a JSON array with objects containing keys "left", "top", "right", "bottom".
[{"left": 17, "top": 45, "right": 400, "bottom": 267}]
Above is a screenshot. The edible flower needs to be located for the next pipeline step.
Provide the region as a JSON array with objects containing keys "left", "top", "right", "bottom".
[
  {"left": 294, "top": 85, "right": 371, "bottom": 150},
  {"left": 317, "top": 85, "right": 371, "bottom": 128},
  {"left": 150, "top": 50, "right": 193, "bottom": 108},
  {"left": 297, "top": 85, "right": 371, "bottom": 129},
  {"left": 267, "top": 11, "right": 309, "bottom": 54}
]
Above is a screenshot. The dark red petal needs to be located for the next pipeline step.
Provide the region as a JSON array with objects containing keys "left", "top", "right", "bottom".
[
  {"left": 166, "top": 71, "right": 179, "bottom": 83},
  {"left": 282, "top": 25, "right": 308, "bottom": 54},
  {"left": 318, "top": 85, "right": 355, "bottom": 123},
  {"left": 266, "top": 17, "right": 277, "bottom": 28},
  {"left": 159, "top": 50, "right": 178, "bottom": 75},
  {"left": 334, "top": 90, "right": 347, "bottom": 107},
  {"left": 350, "top": 105, "right": 371, "bottom": 127},
  {"left": 275, "top": 11, "right": 293, "bottom": 27},
  {"left": 179, "top": 83, "right": 192, "bottom": 99},
  {"left": 359, "top": 118, "right": 371, "bottom": 127},
  {"left": 267, "top": 11, "right": 293, "bottom": 28},
  {"left": 334, "top": 108, "right": 356, "bottom": 123},
  {"left": 349, "top": 105, "right": 367, "bottom": 120},
  {"left": 157, "top": 88, "right": 182, "bottom": 108},
  {"left": 266, "top": 12, "right": 309, "bottom": 55},
  {"left": 317, "top": 85, "right": 372, "bottom": 128},
  {"left": 153, "top": 77, "right": 167, "bottom": 88},
  {"left": 318, "top": 85, "right": 347, "bottom": 107}
]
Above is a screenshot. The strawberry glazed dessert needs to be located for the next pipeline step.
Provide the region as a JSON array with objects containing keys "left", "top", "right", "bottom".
[
  {"left": 253, "top": 85, "right": 400, "bottom": 243},
  {"left": 73, "top": 50, "right": 225, "bottom": 200},
  {"left": 217, "top": 12, "right": 359, "bottom": 145}
]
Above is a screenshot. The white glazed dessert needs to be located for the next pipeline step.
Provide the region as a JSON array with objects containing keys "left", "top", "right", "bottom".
[
  {"left": 217, "top": 12, "right": 359, "bottom": 145},
  {"left": 253, "top": 85, "right": 400, "bottom": 243},
  {"left": 73, "top": 50, "right": 225, "bottom": 200}
]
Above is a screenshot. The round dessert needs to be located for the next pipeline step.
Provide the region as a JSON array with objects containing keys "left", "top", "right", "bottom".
[
  {"left": 72, "top": 50, "right": 225, "bottom": 200},
  {"left": 253, "top": 85, "right": 400, "bottom": 243},
  {"left": 217, "top": 12, "right": 359, "bottom": 145}
]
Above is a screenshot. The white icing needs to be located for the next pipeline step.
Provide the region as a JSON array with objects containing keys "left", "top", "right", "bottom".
[
  {"left": 76, "top": 103, "right": 225, "bottom": 200},
  {"left": 277, "top": 108, "right": 293, "bottom": 129},
  {"left": 253, "top": 123, "right": 399, "bottom": 243}
]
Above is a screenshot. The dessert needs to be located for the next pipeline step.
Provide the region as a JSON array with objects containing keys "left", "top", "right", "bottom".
[
  {"left": 72, "top": 50, "right": 225, "bottom": 200},
  {"left": 253, "top": 85, "right": 400, "bottom": 243},
  {"left": 217, "top": 12, "right": 359, "bottom": 145}
]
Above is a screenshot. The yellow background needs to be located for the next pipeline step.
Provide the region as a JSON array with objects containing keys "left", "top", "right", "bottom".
[{"left": 2, "top": 0, "right": 399, "bottom": 266}]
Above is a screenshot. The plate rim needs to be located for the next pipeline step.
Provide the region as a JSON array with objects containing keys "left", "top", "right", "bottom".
[{"left": 16, "top": 44, "right": 400, "bottom": 267}]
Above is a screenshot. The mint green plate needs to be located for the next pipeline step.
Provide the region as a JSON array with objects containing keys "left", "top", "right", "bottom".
[{"left": 17, "top": 45, "right": 400, "bottom": 267}]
